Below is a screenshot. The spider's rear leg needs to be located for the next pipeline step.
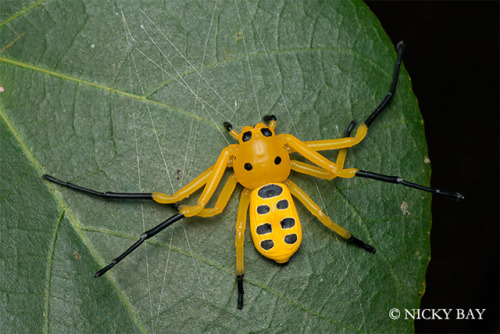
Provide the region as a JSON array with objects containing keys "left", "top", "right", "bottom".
[
  {"left": 235, "top": 189, "right": 251, "bottom": 309},
  {"left": 94, "top": 213, "right": 185, "bottom": 277},
  {"left": 285, "top": 179, "right": 376, "bottom": 253}
]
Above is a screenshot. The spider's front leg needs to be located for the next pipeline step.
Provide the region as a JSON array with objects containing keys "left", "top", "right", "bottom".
[
  {"left": 281, "top": 40, "right": 400, "bottom": 180},
  {"left": 177, "top": 145, "right": 237, "bottom": 217},
  {"left": 300, "top": 41, "right": 405, "bottom": 153},
  {"left": 42, "top": 144, "right": 239, "bottom": 277},
  {"left": 290, "top": 121, "right": 357, "bottom": 180},
  {"left": 282, "top": 134, "right": 357, "bottom": 179}
]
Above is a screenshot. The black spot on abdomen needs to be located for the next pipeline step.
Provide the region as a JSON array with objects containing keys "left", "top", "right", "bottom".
[
  {"left": 256, "top": 223, "right": 272, "bottom": 235},
  {"left": 257, "top": 205, "right": 270, "bottom": 214},
  {"left": 258, "top": 184, "right": 283, "bottom": 198},
  {"left": 280, "top": 218, "right": 295, "bottom": 229},
  {"left": 276, "top": 199, "right": 289, "bottom": 209},
  {"left": 284, "top": 234, "right": 298, "bottom": 244},
  {"left": 260, "top": 239, "right": 274, "bottom": 250}
]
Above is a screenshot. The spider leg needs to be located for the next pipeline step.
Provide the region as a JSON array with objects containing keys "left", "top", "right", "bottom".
[
  {"left": 281, "top": 134, "right": 358, "bottom": 179},
  {"left": 43, "top": 174, "right": 155, "bottom": 200},
  {"left": 300, "top": 122, "right": 368, "bottom": 152},
  {"left": 179, "top": 145, "right": 237, "bottom": 217},
  {"left": 364, "top": 41, "right": 405, "bottom": 127},
  {"left": 284, "top": 179, "right": 375, "bottom": 253},
  {"left": 290, "top": 120, "right": 356, "bottom": 180},
  {"left": 151, "top": 166, "right": 214, "bottom": 204},
  {"left": 290, "top": 160, "right": 334, "bottom": 180},
  {"left": 298, "top": 42, "right": 405, "bottom": 153},
  {"left": 198, "top": 174, "right": 238, "bottom": 217},
  {"left": 235, "top": 188, "right": 251, "bottom": 309},
  {"left": 42, "top": 165, "right": 214, "bottom": 208},
  {"left": 44, "top": 145, "right": 237, "bottom": 210},
  {"left": 355, "top": 170, "right": 464, "bottom": 200},
  {"left": 94, "top": 213, "right": 185, "bottom": 277},
  {"left": 337, "top": 120, "right": 356, "bottom": 166}
]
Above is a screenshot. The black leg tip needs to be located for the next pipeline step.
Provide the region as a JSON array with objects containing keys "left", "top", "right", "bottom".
[
  {"left": 263, "top": 114, "right": 277, "bottom": 122},
  {"left": 237, "top": 274, "right": 244, "bottom": 310},
  {"left": 94, "top": 261, "right": 116, "bottom": 278},
  {"left": 42, "top": 174, "right": 65, "bottom": 186},
  {"left": 42, "top": 174, "right": 56, "bottom": 182},
  {"left": 435, "top": 189, "right": 465, "bottom": 201},
  {"left": 237, "top": 295, "right": 243, "bottom": 309},
  {"left": 396, "top": 40, "right": 405, "bottom": 50},
  {"left": 223, "top": 122, "right": 232, "bottom": 131},
  {"left": 94, "top": 266, "right": 110, "bottom": 278},
  {"left": 350, "top": 235, "right": 376, "bottom": 254},
  {"left": 448, "top": 192, "right": 464, "bottom": 201}
]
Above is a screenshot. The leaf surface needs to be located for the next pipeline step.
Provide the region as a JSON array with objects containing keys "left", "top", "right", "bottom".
[{"left": 0, "top": 1, "right": 430, "bottom": 332}]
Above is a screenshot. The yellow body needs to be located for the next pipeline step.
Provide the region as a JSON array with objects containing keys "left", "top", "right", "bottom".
[
  {"left": 249, "top": 183, "right": 302, "bottom": 263},
  {"left": 232, "top": 122, "right": 291, "bottom": 189},
  {"left": 152, "top": 119, "right": 368, "bottom": 274}
]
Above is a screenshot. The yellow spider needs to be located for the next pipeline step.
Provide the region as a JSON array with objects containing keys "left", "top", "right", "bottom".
[{"left": 42, "top": 41, "right": 462, "bottom": 309}]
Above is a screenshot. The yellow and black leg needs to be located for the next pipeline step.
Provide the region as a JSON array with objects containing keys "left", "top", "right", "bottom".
[
  {"left": 235, "top": 189, "right": 250, "bottom": 309},
  {"left": 42, "top": 174, "right": 187, "bottom": 276},
  {"left": 42, "top": 145, "right": 236, "bottom": 276},
  {"left": 284, "top": 179, "right": 375, "bottom": 253},
  {"left": 299, "top": 42, "right": 405, "bottom": 154},
  {"left": 43, "top": 163, "right": 216, "bottom": 208},
  {"left": 95, "top": 172, "right": 243, "bottom": 278}
]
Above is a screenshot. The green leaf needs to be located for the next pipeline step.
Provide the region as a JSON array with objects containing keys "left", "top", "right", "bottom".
[{"left": 0, "top": 0, "right": 430, "bottom": 332}]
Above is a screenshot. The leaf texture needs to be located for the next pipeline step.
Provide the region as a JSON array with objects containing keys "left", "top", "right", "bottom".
[{"left": 0, "top": 0, "right": 430, "bottom": 332}]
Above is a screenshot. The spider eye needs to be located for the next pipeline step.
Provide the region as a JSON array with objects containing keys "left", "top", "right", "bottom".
[
  {"left": 274, "top": 156, "right": 282, "bottom": 165},
  {"left": 244, "top": 163, "right": 253, "bottom": 171},
  {"left": 242, "top": 131, "right": 252, "bottom": 142},
  {"left": 261, "top": 128, "right": 272, "bottom": 137}
]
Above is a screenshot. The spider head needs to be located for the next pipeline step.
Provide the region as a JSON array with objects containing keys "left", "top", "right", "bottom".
[
  {"left": 237, "top": 122, "right": 276, "bottom": 144},
  {"left": 231, "top": 119, "right": 291, "bottom": 189}
]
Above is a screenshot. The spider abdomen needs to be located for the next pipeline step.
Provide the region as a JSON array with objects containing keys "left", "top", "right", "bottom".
[{"left": 249, "top": 183, "right": 303, "bottom": 263}]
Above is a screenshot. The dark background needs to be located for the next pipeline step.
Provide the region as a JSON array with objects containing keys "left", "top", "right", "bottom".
[{"left": 364, "top": 1, "right": 499, "bottom": 333}]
